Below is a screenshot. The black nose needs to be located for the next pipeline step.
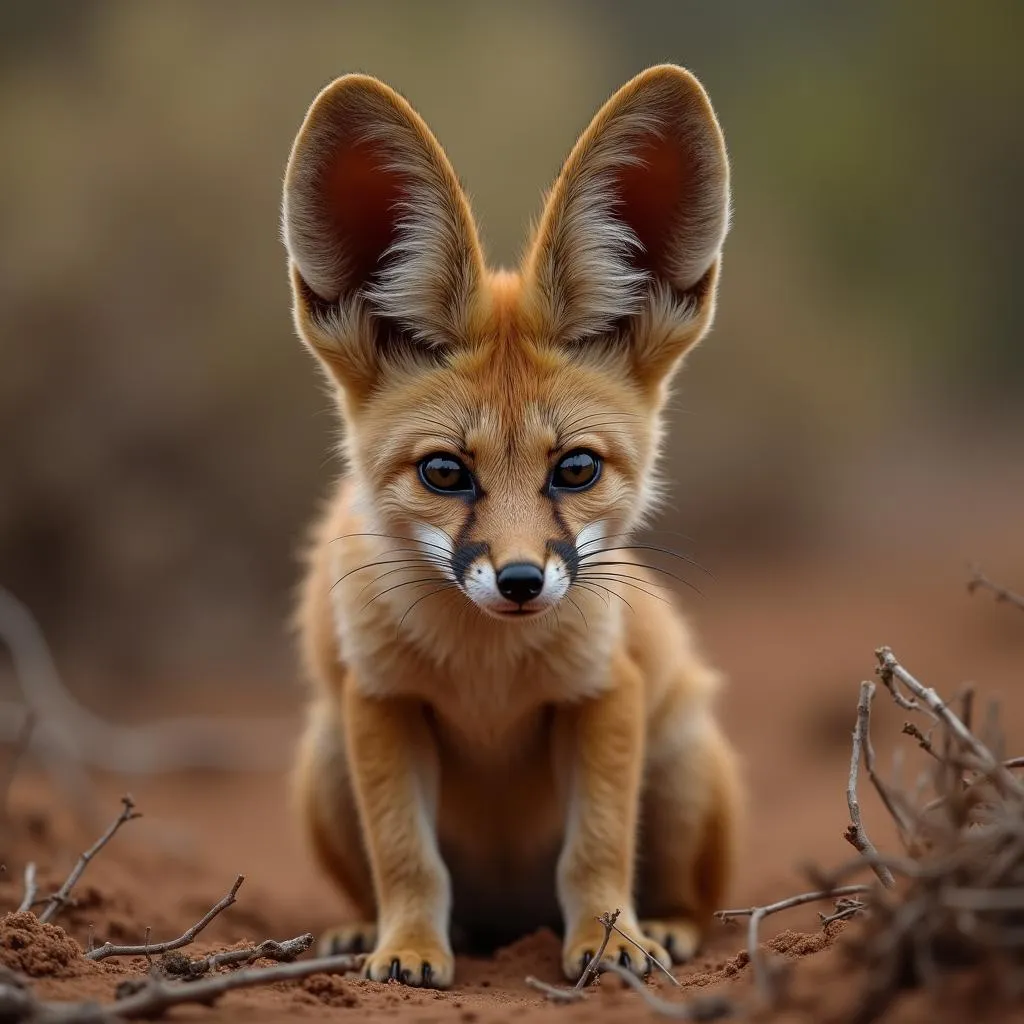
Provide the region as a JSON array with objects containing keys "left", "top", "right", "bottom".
[{"left": 496, "top": 562, "right": 545, "bottom": 605}]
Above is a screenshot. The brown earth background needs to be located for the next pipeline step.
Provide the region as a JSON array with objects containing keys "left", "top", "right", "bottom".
[{"left": 1, "top": 2, "right": 1023, "bottom": 1021}]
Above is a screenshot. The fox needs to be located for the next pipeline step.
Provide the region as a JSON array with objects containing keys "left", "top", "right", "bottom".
[{"left": 281, "top": 64, "right": 743, "bottom": 989}]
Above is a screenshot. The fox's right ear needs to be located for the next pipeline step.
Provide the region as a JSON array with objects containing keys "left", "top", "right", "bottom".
[
  {"left": 523, "top": 65, "right": 730, "bottom": 392},
  {"left": 282, "top": 75, "right": 484, "bottom": 401}
]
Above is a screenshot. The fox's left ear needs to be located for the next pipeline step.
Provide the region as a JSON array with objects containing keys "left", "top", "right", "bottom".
[
  {"left": 523, "top": 65, "right": 729, "bottom": 389},
  {"left": 282, "top": 74, "right": 485, "bottom": 401}
]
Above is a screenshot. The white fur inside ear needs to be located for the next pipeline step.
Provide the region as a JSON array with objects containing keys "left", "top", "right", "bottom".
[
  {"left": 357, "top": 121, "right": 477, "bottom": 347},
  {"left": 539, "top": 114, "right": 661, "bottom": 343}
]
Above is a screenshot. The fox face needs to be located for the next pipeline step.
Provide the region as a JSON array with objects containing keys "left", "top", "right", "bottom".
[{"left": 283, "top": 67, "right": 729, "bottom": 621}]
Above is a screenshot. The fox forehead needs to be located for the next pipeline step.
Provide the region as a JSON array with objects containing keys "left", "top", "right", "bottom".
[{"left": 355, "top": 320, "right": 653, "bottom": 479}]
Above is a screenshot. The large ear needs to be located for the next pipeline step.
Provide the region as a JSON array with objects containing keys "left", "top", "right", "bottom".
[
  {"left": 523, "top": 65, "right": 730, "bottom": 388},
  {"left": 282, "top": 74, "right": 485, "bottom": 398}
]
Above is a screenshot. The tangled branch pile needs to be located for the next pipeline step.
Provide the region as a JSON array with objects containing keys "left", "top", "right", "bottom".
[{"left": 833, "top": 641, "right": 1024, "bottom": 1022}]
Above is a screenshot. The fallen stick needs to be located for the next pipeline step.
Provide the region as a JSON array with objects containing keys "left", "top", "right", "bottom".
[
  {"left": 575, "top": 908, "right": 619, "bottom": 989},
  {"left": 875, "top": 647, "right": 1023, "bottom": 797},
  {"left": 600, "top": 961, "right": 734, "bottom": 1021},
  {"left": 17, "top": 863, "right": 37, "bottom": 914},
  {"left": 716, "top": 885, "right": 871, "bottom": 1001},
  {"left": 845, "top": 683, "right": 896, "bottom": 888},
  {"left": 39, "top": 797, "right": 141, "bottom": 924},
  {"left": 967, "top": 566, "right": 1024, "bottom": 613},
  {"left": 526, "top": 975, "right": 585, "bottom": 1003},
  {"left": 0, "top": 952, "right": 362, "bottom": 1023},
  {"left": 87, "top": 875, "right": 244, "bottom": 961},
  {"left": 164, "top": 933, "right": 314, "bottom": 978}
]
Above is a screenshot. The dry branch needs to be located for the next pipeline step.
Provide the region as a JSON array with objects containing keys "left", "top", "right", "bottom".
[
  {"left": 0, "top": 952, "right": 361, "bottom": 1023},
  {"left": 0, "top": 585, "right": 286, "bottom": 792},
  {"left": 605, "top": 918, "right": 684, "bottom": 988},
  {"left": 86, "top": 875, "right": 244, "bottom": 961},
  {"left": 600, "top": 961, "right": 734, "bottom": 1021},
  {"left": 526, "top": 975, "right": 585, "bottom": 1003},
  {"left": 39, "top": 797, "right": 141, "bottom": 924},
  {"left": 575, "top": 908, "right": 619, "bottom": 989},
  {"left": 968, "top": 566, "right": 1024, "bottom": 613},
  {"left": 875, "top": 647, "right": 1023, "bottom": 797},
  {"left": 846, "top": 683, "right": 896, "bottom": 888},
  {"left": 160, "top": 932, "right": 314, "bottom": 979},
  {"left": 716, "top": 885, "right": 871, "bottom": 1001},
  {"left": 0, "top": 712, "right": 35, "bottom": 824},
  {"left": 17, "top": 863, "right": 36, "bottom": 914}
]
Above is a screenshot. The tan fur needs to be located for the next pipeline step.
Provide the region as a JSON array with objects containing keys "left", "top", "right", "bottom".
[{"left": 282, "top": 65, "right": 743, "bottom": 987}]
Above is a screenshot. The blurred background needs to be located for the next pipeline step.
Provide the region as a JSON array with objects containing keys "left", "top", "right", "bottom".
[{"left": 1, "top": 0, "right": 1022, "bottom": 711}]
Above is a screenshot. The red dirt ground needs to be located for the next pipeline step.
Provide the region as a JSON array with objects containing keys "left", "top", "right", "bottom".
[{"left": 2, "top": 536, "right": 1023, "bottom": 1022}]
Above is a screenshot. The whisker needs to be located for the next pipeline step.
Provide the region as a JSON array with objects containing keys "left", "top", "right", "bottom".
[
  {"left": 578, "top": 543, "right": 712, "bottom": 577},
  {"left": 397, "top": 584, "right": 461, "bottom": 632},
  {"left": 356, "top": 563, "right": 445, "bottom": 600},
  {"left": 331, "top": 532, "right": 454, "bottom": 559},
  {"left": 572, "top": 580, "right": 634, "bottom": 614},
  {"left": 565, "top": 594, "right": 589, "bottom": 631},
  {"left": 331, "top": 556, "right": 438, "bottom": 592},
  {"left": 577, "top": 560, "right": 702, "bottom": 594},
  {"left": 361, "top": 577, "right": 447, "bottom": 611},
  {"left": 575, "top": 574, "right": 676, "bottom": 605}
]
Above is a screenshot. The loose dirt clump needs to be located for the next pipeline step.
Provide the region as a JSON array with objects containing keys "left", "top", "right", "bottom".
[{"left": 0, "top": 912, "right": 97, "bottom": 978}]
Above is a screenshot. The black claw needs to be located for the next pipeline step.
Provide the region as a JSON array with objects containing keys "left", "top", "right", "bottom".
[
  {"left": 388, "top": 958, "right": 401, "bottom": 982},
  {"left": 352, "top": 933, "right": 365, "bottom": 954},
  {"left": 664, "top": 935, "right": 677, "bottom": 962},
  {"left": 400, "top": 967, "right": 412, "bottom": 985},
  {"left": 422, "top": 963, "right": 433, "bottom": 987},
  {"left": 581, "top": 950, "right": 594, "bottom": 971},
  {"left": 618, "top": 949, "right": 631, "bottom": 970}
]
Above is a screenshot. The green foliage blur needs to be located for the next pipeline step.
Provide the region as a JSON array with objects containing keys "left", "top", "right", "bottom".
[{"left": 1, "top": 1, "right": 1021, "bottom": 689}]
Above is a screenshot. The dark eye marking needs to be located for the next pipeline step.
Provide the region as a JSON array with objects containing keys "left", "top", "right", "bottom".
[
  {"left": 548, "top": 449, "right": 601, "bottom": 493},
  {"left": 419, "top": 453, "right": 477, "bottom": 497}
]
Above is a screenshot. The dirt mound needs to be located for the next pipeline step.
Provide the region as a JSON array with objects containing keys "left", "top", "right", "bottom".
[{"left": 0, "top": 912, "right": 98, "bottom": 979}]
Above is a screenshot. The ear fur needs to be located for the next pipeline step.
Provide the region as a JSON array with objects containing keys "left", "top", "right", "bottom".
[
  {"left": 282, "top": 74, "right": 484, "bottom": 397},
  {"left": 523, "top": 64, "right": 730, "bottom": 387}
]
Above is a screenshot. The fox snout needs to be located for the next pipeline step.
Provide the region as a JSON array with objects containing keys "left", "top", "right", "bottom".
[{"left": 449, "top": 539, "right": 577, "bottom": 618}]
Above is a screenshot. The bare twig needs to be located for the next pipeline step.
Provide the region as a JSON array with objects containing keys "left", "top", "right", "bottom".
[
  {"left": 0, "top": 585, "right": 286, "bottom": 784},
  {"left": 819, "top": 897, "right": 867, "bottom": 926},
  {"left": 901, "top": 722, "right": 938, "bottom": 759},
  {"left": 968, "top": 566, "right": 1024, "bottom": 613},
  {"left": 39, "top": 796, "right": 141, "bottom": 923},
  {"left": 606, "top": 919, "right": 684, "bottom": 988},
  {"left": 875, "top": 647, "right": 1023, "bottom": 797},
  {"left": 716, "top": 885, "right": 871, "bottom": 1002},
  {"left": 17, "top": 862, "right": 36, "bottom": 913},
  {"left": 575, "top": 908, "right": 620, "bottom": 989},
  {"left": 3, "top": 952, "right": 361, "bottom": 1023},
  {"left": 164, "top": 933, "right": 314, "bottom": 979},
  {"left": 600, "top": 961, "right": 734, "bottom": 1021},
  {"left": 846, "top": 683, "right": 896, "bottom": 888},
  {"left": 526, "top": 975, "right": 586, "bottom": 1003},
  {"left": 0, "top": 711, "right": 35, "bottom": 824},
  {"left": 87, "top": 875, "right": 244, "bottom": 961}
]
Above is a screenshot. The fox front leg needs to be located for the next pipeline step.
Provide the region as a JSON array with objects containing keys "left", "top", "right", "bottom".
[
  {"left": 344, "top": 687, "right": 454, "bottom": 988},
  {"left": 555, "top": 653, "right": 671, "bottom": 981}
]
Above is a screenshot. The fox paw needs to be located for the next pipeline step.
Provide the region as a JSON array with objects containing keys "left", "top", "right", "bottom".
[
  {"left": 363, "top": 936, "right": 454, "bottom": 989},
  {"left": 563, "top": 916, "right": 670, "bottom": 983},
  {"left": 640, "top": 918, "right": 702, "bottom": 964},
  {"left": 318, "top": 922, "right": 378, "bottom": 956}
]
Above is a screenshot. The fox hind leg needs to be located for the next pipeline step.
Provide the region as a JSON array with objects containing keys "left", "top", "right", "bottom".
[
  {"left": 638, "top": 716, "right": 742, "bottom": 964},
  {"left": 293, "top": 698, "right": 377, "bottom": 955}
]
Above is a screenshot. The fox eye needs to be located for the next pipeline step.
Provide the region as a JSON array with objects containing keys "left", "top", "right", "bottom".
[
  {"left": 550, "top": 450, "right": 601, "bottom": 492},
  {"left": 419, "top": 453, "right": 476, "bottom": 496}
]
